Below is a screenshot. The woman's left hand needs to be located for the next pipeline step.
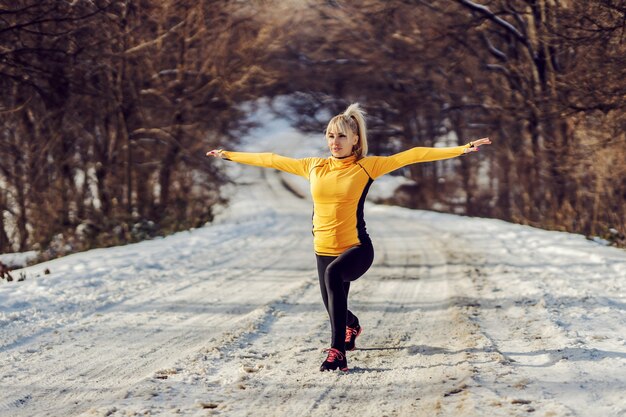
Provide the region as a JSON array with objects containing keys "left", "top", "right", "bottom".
[
  {"left": 464, "top": 137, "right": 492, "bottom": 153},
  {"left": 206, "top": 149, "right": 225, "bottom": 158}
]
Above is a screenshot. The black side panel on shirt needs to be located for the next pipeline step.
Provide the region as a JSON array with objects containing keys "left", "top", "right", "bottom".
[{"left": 356, "top": 177, "right": 374, "bottom": 244}]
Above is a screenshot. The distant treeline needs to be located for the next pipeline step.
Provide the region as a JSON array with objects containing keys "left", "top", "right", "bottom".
[{"left": 1, "top": 0, "right": 624, "bottom": 258}]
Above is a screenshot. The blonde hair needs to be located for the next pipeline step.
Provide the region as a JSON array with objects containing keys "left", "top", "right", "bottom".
[{"left": 325, "top": 103, "right": 368, "bottom": 159}]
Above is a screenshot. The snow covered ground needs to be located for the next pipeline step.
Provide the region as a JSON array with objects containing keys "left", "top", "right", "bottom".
[
  {"left": 1, "top": 111, "right": 625, "bottom": 417},
  {"left": 0, "top": 252, "right": 37, "bottom": 269}
]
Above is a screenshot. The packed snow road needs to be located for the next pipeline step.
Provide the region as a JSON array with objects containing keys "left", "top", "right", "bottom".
[{"left": 1, "top": 124, "right": 625, "bottom": 417}]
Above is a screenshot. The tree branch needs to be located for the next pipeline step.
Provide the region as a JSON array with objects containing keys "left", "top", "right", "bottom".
[
  {"left": 481, "top": 32, "right": 508, "bottom": 61},
  {"left": 124, "top": 20, "right": 187, "bottom": 55},
  {"left": 0, "top": 96, "right": 33, "bottom": 114},
  {"left": 456, "top": 0, "right": 527, "bottom": 43},
  {"left": 0, "top": 2, "right": 114, "bottom": 36}
]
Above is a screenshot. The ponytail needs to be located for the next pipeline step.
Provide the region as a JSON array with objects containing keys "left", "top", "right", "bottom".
[
  {"left": 343, "top": 103, "right": 368, "bottom": 158},
  {"left": 326, "top": 103, "right": 369, "bottom": 159}
]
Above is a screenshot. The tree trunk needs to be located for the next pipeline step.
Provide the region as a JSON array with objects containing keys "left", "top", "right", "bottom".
[{"left": 0, "top": 193, "right": 11, "bottom": 253}]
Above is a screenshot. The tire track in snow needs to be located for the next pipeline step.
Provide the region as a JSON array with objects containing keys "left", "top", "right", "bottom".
[{"left": 0, "top": 240, "right": 309, "bottom": 416}]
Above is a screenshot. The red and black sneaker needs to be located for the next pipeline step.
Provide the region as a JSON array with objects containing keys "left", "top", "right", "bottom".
[
  {"left": 345, "top": 324, "right": 362, "bottom": 351},
  {"left": 319, "top": 348, "right": 348, "bottom": 372}
]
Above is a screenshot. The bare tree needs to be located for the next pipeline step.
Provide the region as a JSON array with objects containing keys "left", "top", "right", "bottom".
[{"left": 0, "top": 0, "right": 264, "bottom": 257}]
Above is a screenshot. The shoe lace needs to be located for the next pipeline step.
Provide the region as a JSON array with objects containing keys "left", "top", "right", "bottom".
[
  {"left": 323, "top": 348, "right": 345, "bottom": 362},
  {"left": 345, "top": 326, "right": 358, "bottom": 342}
]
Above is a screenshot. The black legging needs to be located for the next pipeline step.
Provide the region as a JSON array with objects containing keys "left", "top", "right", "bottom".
[{"left": 316, "top": 239, "right": 374, "bottom": 352}]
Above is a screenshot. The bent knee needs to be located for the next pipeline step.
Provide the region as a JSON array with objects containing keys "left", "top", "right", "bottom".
[{"left": 324, "top": 264, "right": 345, "bottom": 285}]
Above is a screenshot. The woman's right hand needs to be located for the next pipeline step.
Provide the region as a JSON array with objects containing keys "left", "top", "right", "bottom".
[{"left": 206, "top": 149, "right": 225, "bottom": 159}]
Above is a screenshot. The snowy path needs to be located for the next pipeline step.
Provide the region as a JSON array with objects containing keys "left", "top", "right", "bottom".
[{"left": 1, "top": 121, "right": 625, "bottom": 416}]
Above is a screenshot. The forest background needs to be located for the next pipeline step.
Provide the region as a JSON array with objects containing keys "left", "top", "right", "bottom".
[{"left": 1, "top": 0, "right": 624, "bottom": 261}]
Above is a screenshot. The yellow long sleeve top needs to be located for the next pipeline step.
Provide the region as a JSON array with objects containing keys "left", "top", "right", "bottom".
[{"left": 222, "top": 145, "right": 470, "bottom": 256}]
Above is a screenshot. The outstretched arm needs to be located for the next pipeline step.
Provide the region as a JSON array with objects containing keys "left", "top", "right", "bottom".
[
  {"left": 362, "top": 138, "right": 492, "bottom": 179},
  {"left": 463, "top": 137, "right": 492, "bottom": 153},
  {"left": 206, "top": 149, "right": 316, "bottom": 179}
]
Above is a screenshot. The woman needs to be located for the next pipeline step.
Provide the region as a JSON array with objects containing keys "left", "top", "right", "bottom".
[{"left": 207, "top": 103, "right": 491, "bottom": 372}]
